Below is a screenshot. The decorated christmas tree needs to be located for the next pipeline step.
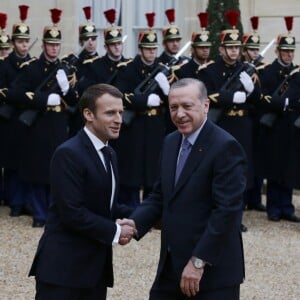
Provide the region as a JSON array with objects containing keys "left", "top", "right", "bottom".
[{"left": 206, "top": 0, "right": 243, "bottom": 60}]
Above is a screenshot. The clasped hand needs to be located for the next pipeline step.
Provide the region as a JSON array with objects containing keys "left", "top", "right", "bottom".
[{"left": 116, "top": 218, "right": 137, "bottom": 246}]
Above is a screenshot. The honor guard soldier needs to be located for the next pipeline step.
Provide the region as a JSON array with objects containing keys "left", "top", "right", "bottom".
[
  {"left": 82, "top": 8, "right": 131, "bottom": 87},
  {"left": 175, "top": 12, "right": 213, "bottom": 79},
  {"left": 241, "top": 16, "right": 267, "bottom": 213},
  {"left": 0, "top": 5, "right": 37, "bottom": 216},
  {"left": 78, "top": 6, "right": 99, "bottom": 63},
  {"left": 113, "top": 12, "right": 170, "bottom": 208},
  {"left": 76, "top": 6, "right": 99, "bottom": 93},
  {"left": 0, "top": 13, "right": 11, "bottom": 58},
  {"left": 15, "top": 8, "right": 79, "bottom": 227},
  {"left": 259, "top": 16, "right": 300, "bottom": 222},
  {"left": 158, "top": 8, "right": 188, "bottom": 66},
  {"left": 68, "top": 6, "right": 99, "bottom": 137},
  {"left": 198, "top": 10, "right": 262, "bottom": 232}
]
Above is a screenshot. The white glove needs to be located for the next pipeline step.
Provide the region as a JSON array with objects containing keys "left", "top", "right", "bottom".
[
  {"left": 154, "top": 72, "right": 170, "bottom": 96},
  {"left": 47, "top": 93, "right": 61, "bottom": 106},
  {"left": 56, "top": 69, "right": 70, "bottom": 95},
  {"left": 284, "top": 97, "right": 289, "bottom": 110},
  {"left": 239, "top": 71, "right": 254, "bottom": 94},
  {"left": 233, "top": 91, "right": 246, "bottom": 104},
  {"left": 147, "top": 93, "right": 161, "bottom": 107}
]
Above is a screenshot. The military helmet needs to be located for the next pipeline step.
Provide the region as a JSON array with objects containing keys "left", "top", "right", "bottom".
[
  {"left": 138, "top": 12, "right": 158, "bottom": 48},
  {"left": 191, "top": 12, "right": 211, "bottom": 47},
  {"left": 0, "top": 13, "right": 11, "bottom": 49},
  {"left": 43, "top": 8, "right": 62, "bottom": 44},
  {"left": 242, "top": 16, "right": 260, "bottom": 49},
  {"left": 103, "top": 9, "right": 122, "bottom": 45},
  {"left": 162, "top": 9, "right": 181, "bottom": 41},
  {"left": 79, "top": 6, "right": 97, "bottom": 40},
  {"left": 12, "top": 5, "right": 30, "bottom": 40},
  {"left": 277, "top": 16, "right": 296, "bottom": 50},
  {"left": 220, "top": 10, "right": 241, "bottom": 46}
]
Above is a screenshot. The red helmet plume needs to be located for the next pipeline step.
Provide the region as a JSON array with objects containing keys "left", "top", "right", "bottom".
[
  {"left": 50, "top": 8, "right": 62, "bottom": 25},
  {"left": 198, "top": 12, "right": 208, "bottom": 29},
  {"left": 19, "top": 5, "right": 29, "bottom": 22},
  {"left": 165, "top": 9, "right": 175, "bottom": 24},
  {"left": 284, "top": 16, "right": 293, "bottom": 33},
  {"left": 225, "top": 10, "right": 240, "bottom": 28},
  {"left": 104, "top": 9, "right": 116, "bottom": 25},
  {"left": 250, "top": 16, "right": 259, "bottom": 32},
  {"left": 82, "top": 6, "right": 91, "bottom": 21},
  {"left": 145, "top": 12, "right": 155, "bottom": 28}
]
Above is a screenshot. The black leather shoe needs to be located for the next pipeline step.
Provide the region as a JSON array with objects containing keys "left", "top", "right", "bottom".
[
  {"left": 32, "top": 220, "right": 45, "bottom": 228},
  {"left": 240, "top": 224, "right": 248, "bottom": 232},
  {"left": 268, "top": 215, "right": 280, "bottom": 222},
  {"left": 248, "top": 203, "right": 266, "bottom": 212},
  {"left": 282, "top": 214, "right": 300, "bottom": 223},
  {"left": 10, "top": 207, "right": 23, "bottom": 217}
]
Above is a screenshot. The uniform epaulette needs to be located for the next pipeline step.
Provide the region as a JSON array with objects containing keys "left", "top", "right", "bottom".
[
  {"left": 171, "top": 65, "right": 181, "bottom": 71},
  {"left": 82, "top": 56, "right": 101, "bottom": 64},
  {"left": 256, "top": 62, "right": 269, "bottom": 71},
  {"left": 20, "top": 57, "right": 38, "bottom": 69},
  {"left": 290, "top": 66, "right": 300, "bottom": 76},
  {"left": 117, "top": 59, "right": 133, "bottom": 68},
  {"left": 197, "top": 60, "right": 214, "bottom": 72},
  {"left": 61, "top": 53, "right": 72, "bottom": 60}
]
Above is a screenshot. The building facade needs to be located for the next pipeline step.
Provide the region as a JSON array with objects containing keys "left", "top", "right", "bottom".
[{"left": 1, "top": 0, "right": 300, "bottom": 62}]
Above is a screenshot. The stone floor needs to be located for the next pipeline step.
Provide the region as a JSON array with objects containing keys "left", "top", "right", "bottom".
[{"left": 0, "top": 195, "right": 299, "bottom": 300}]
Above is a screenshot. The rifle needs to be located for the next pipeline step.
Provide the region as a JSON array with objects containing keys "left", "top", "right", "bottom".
[
  {"left": 0, "top": 38, "right": 39, "bottom": 120},
  {"left": 18, "top": 44, "right": 85, "bottom": 127},
  {"left": 134, "top": 41, "right": 191, "bottom": 95},
  {"left": 260, "top": 66, "right": 300, "bottom": 128},
  {"left": 208, "top": 39, "right": 276, "bottom": 123},
  {"left": 222, "top": 39, "right": 276, "bottom": 92}
]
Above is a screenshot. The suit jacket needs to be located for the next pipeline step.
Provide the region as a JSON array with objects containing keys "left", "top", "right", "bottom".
[
  {"left": 29, "top": 129, "right": 132, "bottom": 288},
  {"left": 130, "top": 120, "right": 247, "bottom": 291}
]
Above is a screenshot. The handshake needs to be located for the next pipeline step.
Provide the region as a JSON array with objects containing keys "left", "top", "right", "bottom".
[{"left": 116, "top": 218, "right": 137, "bottom": 246}]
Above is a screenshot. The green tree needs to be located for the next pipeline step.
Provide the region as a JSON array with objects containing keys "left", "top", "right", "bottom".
[{"left": 206, "top": 0, "right": 243, "bottom": 60}]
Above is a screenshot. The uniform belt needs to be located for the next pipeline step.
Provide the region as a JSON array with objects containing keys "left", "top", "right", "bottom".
[
  {"left": 47, "top": 105, "right": 62, "bottom": 112},
  {"left": 138, "top": 107, "right": 162, "bottom": 116},
  {"left": 225, "top": 109, "right": 247, "bottom": 117}
]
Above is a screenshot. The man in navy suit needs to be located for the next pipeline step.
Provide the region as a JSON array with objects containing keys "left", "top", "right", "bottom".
[
  {"left": 29, "top": 84, "right": 136, "bottom": 300},
  {"left": 121, "top": 78, "right": 247, "bottom": 299}
]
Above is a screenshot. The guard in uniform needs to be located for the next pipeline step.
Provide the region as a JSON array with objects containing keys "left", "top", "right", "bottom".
[
  {"left": 0, "top": 5, "right": 36, "bottom": 216},
  {"left": 158, "top": 8, "right": 189, "bottom": 66},
  {"left": 68, "top": 6, "right": 99, "bottom": 137},
  {"left": 113, "top": 13, "right": 170, "bottom": 208},
  {"left": 77, "top": 6, "right": 99, "bottom": 66},
  {"left": 82, "top": 8, "right": 131, "bottom": 87},
  {"left": 198, "top": 10, "right": 261, "bottom": 232},
  {"left": 175, "top": 12, "right": 213, "bottom": 79},
  {"left": 15, "top": 9, "right": 79, "bottom": 227},
  {"left": 259, "top": 16, "right": 300, "bottom": 222},
  {"left": 241, "top": 16, "right": 267, "bottom": 212}
]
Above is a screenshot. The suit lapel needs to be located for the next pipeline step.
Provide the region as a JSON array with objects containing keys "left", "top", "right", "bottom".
[
  {"left": 171, "top": 121, "right": 215, "bottom": 199},
  {"left": 79, "top": 129, "right": 107, "bottom": 176},
  {"left": 164, "top": 133, "right": 182, "bottom": 198}
]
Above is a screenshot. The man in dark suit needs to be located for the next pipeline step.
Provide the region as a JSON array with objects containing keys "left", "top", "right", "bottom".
[
  {"left": 29, "top": 84, "right": 136, "bottom": 300},
  {"left": 121, "top": 78, "right": 247, "bottom": 299}
]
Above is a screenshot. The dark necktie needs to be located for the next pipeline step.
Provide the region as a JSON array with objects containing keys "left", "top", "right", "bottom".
[
  {"left": 175, "top": 138, "right": 192, "bottom": 184},
  {"left": 101, "top": 146, "right": 112, "bottom": 197}
]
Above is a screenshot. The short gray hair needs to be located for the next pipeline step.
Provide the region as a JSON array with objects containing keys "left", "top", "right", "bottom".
[{"left": 170, "top": 78, "right": 207, "bottom": 102}]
